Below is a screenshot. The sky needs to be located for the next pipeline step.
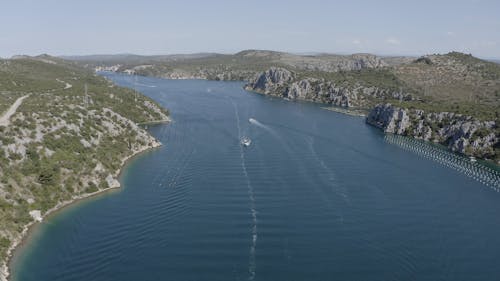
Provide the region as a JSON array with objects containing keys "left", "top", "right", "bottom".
[{"left": 0, "top": 0, "right": 499, "bottom": 59}]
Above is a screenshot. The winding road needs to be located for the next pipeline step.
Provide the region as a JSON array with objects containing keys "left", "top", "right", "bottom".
[{"left": 0, "top": 95, "right": 29, "bottom": 127}]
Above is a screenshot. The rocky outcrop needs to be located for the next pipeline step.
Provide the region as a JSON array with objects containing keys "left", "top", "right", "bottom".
[
  {"left": 367, "top": 104, "right": 499, "bottom": 161},
  {"left": 104, "top": 50, "right": 397, "bottom": 84},
  {"left": 283, "top": 53, "right": 388, "bottom": 72},
  {"left": 366, "top": 103, "right": 412, "bottom": 135},
  {"left": 245, "top": 67, "right": 293, "bottom": 93},
  {"left": 285, "top": 79, "right": 353, "bottom": 107},
  {"left": 246, "top": 68, "right": 498, "bottom": 162},
  {"left": 245, "top": 67, "right": 413, "bottom": 108},
  {"left": 120, "top": 65, "right": 260, "bottom": 82}
]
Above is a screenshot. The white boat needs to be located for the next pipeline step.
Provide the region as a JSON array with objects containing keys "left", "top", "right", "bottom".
[
  {"left": 241, "top": 137, "right": 252, "bottom": 147},
  {"left": 470, "top": 156, "right": 477, "bottom": 162}
]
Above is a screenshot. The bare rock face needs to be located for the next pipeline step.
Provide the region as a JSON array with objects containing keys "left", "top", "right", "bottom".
[
  {"left": 349, "top": 54, "right": 388, "bottom": 69},
  {"left": 282, "top": 53, "right": 388, "bottom": 72},
  {"left": 246, "top": 67, "right": 498, "bottom": 162},
  {"left": 245, "top": 69, "right": 352, "bottom": 107},
  {"left": 245, "top": 67, "right": 294, "bottom": 93},
  {"left": 284, "top": 79, "right": 353, "bottom": 107},
  {"left": 366, "top": 104, "right": 411, "bottom": 134},
  {"left": 367, "top": 104, "right": 499, "bottom": 161},
  {"left": 245, "top": 68, "right": 413, "bottom": 108}
]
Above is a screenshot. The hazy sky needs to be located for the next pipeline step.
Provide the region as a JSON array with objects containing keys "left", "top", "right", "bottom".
[{"left": 1, "top": 0, "right": 499, "bottom": 58}]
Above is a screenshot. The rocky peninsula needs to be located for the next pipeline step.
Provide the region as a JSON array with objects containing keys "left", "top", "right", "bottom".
[{"left": 0, "top": 55, "right": 170, "bottom": 281}]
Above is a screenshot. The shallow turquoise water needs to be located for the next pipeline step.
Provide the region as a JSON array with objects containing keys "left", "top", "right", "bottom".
[{"left": 13, "top": 74, "right": 500, "bottom": 281}]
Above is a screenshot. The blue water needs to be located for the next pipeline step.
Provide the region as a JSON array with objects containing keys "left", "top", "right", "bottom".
[{"left": 13, "top": 74, "right": 500, "bottom": 281}]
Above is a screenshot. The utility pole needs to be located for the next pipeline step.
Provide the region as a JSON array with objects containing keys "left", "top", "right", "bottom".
[
  {"left": 134, "top": 75, "right": 138, "bottom": 102},
  {"left": 84, "top": 83, "right": 89, "bottom": 108}
]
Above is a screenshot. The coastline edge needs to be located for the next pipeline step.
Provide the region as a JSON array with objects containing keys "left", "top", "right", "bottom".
[{"left": 0, "top": 132, "right": 165, "bottom": 281}]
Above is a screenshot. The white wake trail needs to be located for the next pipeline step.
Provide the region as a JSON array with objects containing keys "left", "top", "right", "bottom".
[
  {"left": 306, "top": 136, "right": 350, "bottom": 204},
  {"left": 136, "top": 83, "right": 157, "bottom": 88},
  {"left": 233, "top": 102, "right": 258, "bottom": 280},
  {"left": 248, "top": 118, "right": 279, "bottom": 138}
]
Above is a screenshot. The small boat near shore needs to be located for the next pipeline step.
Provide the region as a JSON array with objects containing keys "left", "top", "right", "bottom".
[{"left": 241, "top": 137, "right": 251, "bottom": 147}]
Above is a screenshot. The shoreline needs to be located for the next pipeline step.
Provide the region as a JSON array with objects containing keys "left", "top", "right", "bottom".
[
  {"left": 321, "top": 106, "right": 368, "bottom": 117},
  {"left": 245, "top": 88, "right": 368, "bottom": 118},
  {"left": 0, "top": 136, "right": 164, "bottom": 281},
  {"left": 137, "top": 118, "right": 171, "bottom": 126}
]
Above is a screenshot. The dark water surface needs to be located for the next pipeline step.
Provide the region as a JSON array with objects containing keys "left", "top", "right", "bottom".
[{"left": 13, "top": 74, "right": 500, "bottom": 281}]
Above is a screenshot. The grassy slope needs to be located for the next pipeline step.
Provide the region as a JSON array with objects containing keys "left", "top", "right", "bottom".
[
  {"left": 393, "top": 52, "right": 500, "bottom": 121},
  {"left": 0, "top": 56, "right": 169, "bottom": 263},
  {"left": 285, "top": 52, "right": 500, "bottom": 121}
]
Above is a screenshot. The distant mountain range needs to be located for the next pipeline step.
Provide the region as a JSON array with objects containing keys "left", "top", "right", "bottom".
[
  {"left": 60, "top": 53, "right": 219, "bottom": 64},
  {"left": 63, "top": 50, "right": 415, "bottom": 72},
  {"left": 60, "top": 51, "right": 500, "bottom": 65}
]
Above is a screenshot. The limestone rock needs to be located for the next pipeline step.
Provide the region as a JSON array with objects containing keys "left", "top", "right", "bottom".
[
  {"left": 29, "top": 210, "right": 43, "bottom": 222},
  {"left": 245, "top": 68, "right": 413, "bottom": 108},
  {"left": 366, "top": 103, "right": 498, "bottom": 160}
]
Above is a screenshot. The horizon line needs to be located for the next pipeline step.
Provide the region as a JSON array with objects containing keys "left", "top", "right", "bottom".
[{"left": 4, "top": 49, "right": 500, "bottom": 61}]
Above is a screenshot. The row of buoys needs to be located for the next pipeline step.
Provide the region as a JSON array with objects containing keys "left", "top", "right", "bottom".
[{"left": 385, "top": 134, "right": 500, "bottom": 191}]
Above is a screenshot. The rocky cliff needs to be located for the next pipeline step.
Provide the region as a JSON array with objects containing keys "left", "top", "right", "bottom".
[
  {"left": 138, "top": 67, "right": 260, "bottom": 82},
  {"left": 281, "top": 53, "right": 388, "bottom": 72},
  {"left": 119, "top": 52, "right": 390, "bottom": 81},
  {"left": 367, "top": 104, "right": 499, "bottom": 162},
  {"left": 244, "top": 67, "right": 413, "bottom": 108},
  {"left": 245, "top": 67, "right": 499, "bottom": 163}
]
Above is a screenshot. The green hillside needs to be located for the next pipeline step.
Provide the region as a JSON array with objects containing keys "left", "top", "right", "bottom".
[{"left": 0, "top": 56, "right": 169, "bottom": 266}]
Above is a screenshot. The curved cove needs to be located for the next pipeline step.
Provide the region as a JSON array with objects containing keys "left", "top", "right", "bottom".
[{"left": 12, "top": 74, "right": 500, "bottom": 281}]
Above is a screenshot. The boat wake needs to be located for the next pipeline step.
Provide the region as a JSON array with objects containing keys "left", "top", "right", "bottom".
[
  {"left": 306, "top": 136, "right": 350, "bottom": 205},
  {"left": 136, "top": 82, "right": 157, "bottom": 88},
  {"left": 248, "top": 118, "right": 279, "bottom": 138},
  {"left": 233, "top": 102, "right": 258, "bottom": 280}
]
